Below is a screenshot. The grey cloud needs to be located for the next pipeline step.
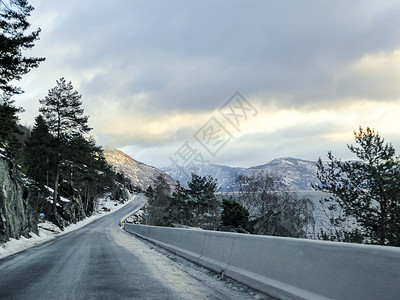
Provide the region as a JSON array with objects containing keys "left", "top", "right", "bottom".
[
  {"left": 16, "top": 0, "right": 400, "bottom": 167},
  {"left": 213, "top": 121, "right": 354, "bottom": 167},
  {"left": 33, "top": 1, "right": 400, "bottom": 110}
]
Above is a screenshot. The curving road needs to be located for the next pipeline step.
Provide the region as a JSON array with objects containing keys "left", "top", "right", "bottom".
[{"left": 0, "top": 195, "right": 268, "bottom": 300}]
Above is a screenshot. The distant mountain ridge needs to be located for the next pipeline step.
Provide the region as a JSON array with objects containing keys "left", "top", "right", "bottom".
[
  {"left": 162, "top": 157, "right": 318, "bottom": 192},
  {"left": 103, "top": 146, "right": 176, "bottom": 191},
  {"left": 103, "top": 145, "right": 318, "bottom": 192},
  {"left": 162, "top": 163, "right": 245, "bottom": 192},
  {"left": 244, "top": 157, "right": 318, "bottom": 191}
]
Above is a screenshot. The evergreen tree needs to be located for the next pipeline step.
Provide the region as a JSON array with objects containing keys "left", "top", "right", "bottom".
[
  {"left": 0, "top": 0, "right": 45, "bottom": 95},
  {"left": 315, "top": 127, "right": 400, "bottom": 246},
  {"left": 168, "top": 182, "right": 190, "bottom": 225},
  {"left": 38, "top": 78, "right": 91, "bottom": 224},
  {"left": 65, "top": 136, "right": 114, "bottom": 214},
  {"left": 24, "top": 115, "right": 55, "bottom": 186},
  {"left": 39, "top": 78, "right": 91, "bottom": 139},
  {"left": 187, "top": 174, "right": 218, "bottom": 228},
  {"left": 0, "top": 92, "right": 22, "bottom": 151},
  {"left": 146, "top": 176, "right": 171, "bottom": 226},
  {"left": 188, "top": 174, "right": 217, "bottom": 208},
  {"left": 145, "top": 185, "right": 154, "bottom": 200},
  {"left": 221, "top": 199, "right": 249, "bottom": 230}
]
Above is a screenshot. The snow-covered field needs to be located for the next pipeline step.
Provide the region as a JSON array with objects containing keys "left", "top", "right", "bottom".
[{"left": 0, "top": 196, "right": 134, "bottom": 259}]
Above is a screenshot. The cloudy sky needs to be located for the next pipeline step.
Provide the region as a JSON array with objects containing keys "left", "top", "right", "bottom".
[{"left": 14, "top": 0, "right": 400, "bottom": 169}]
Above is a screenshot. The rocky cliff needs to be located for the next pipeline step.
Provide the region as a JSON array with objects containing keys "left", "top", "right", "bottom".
[
  {"left": 0, "top": 145, "right": 38, "bottom": 243},
  {"left": 103, "top": 146, "right": 176, "bottom": 191}
]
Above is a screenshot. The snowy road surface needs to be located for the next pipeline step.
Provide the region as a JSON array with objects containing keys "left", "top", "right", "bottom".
[{"left": 0, "top": 194, "right": 270, "bottom": 299}]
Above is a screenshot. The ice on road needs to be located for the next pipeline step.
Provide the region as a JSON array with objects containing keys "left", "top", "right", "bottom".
[{"left": 0, "top": 194, "right": 271, "bottom": 299}]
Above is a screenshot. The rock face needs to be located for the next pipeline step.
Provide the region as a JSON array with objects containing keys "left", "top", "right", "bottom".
[
  {"left": 60, "top": 194, "right": 87, "bottom": 226},
  {"left": 103, "top": 146, "right": 176, "bottom": 191},
  {"left": 0, "top": 146, "right": 38, "bottom": 243}
]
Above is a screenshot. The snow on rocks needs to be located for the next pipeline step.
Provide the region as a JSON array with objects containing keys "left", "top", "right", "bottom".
[{"left": 0, "top": 195, "right": 135, "bottom": 259}]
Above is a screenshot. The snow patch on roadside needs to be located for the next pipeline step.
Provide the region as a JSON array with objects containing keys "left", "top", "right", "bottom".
[
  {"left": 119, "top": 230, "right": 273, "bottom": 300},
  {"left": 0, "top": 194, "right": 137, "bottom": 259}
]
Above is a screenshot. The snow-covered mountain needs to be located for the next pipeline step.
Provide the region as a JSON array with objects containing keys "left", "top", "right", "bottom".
[
  {"left": 103, "top": 145, "right": 318, "bottom": 192},
  {"left": 162, "top": 163, "right": 245, "bottom": 191},
  {"left": 162, "top": 157, "right": 318, "bottom": 192},
  {"left": 244, "top": 157, "right": 318, "bottom": 191},
  {"left": 103, "top": 146, "right": 176, "bottom": 191}
]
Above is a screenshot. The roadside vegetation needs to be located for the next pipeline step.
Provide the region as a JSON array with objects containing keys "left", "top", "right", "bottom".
[
  {"left": 144, "top": 173, "right": 315, "bottom": 238},
  {"left": 145, "top": 127, "right": 400, "bottom": 247},
  {"left": 314, "top": 127, "right": 400, "bottom": 246},
  {"left": 0, "top": 0, "right": 133, "bottom": 241}
]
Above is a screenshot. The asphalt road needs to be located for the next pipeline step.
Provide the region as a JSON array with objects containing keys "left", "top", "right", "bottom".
[{"left": 0, "top": 195, "right": 268, "bottom": 300}]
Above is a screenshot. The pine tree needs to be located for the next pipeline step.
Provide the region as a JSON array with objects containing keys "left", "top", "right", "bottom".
[
  {"left": 0, "top": 92, "right": 22, "bottom": 151},
  {"left": 221, "top": 199, "right": 249, "bottom": 230},
  {"left": 146, "top": 176, "right": 171, "bottom": 226},
  {"left": 39, "top": 78, "right": 91, "bottom": 139},
  {"left": 169, "top": 183, "right": 191, "bottom": 225},
  {"left": 65, "top": 136, "right": 114, "bottom": 214},
  {"left": 38, "top": 78, "right": 91, "bottom": 224},
  {"left": 315, "top": 127, "right": 400, "bottom": 246},
  {"left": 187, "top": 174, "right": 218, "bottom": 228},
  {"left": 24, "top": 115, "right": 55, "bottom": 186},
  {"left": 0, "top": 0, "right": 45, "bottom": 95}
]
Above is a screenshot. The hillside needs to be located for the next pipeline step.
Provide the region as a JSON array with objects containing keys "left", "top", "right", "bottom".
[
  {"left": 104, "top": 146, "right": 318, "bottom": 192},
  {"left": 162, "top": 163, "right": 245, "bottom": 191},
  {"left": 103, "top": 146, "right": 176, "bottom": 191},
  {"left": 244, "top": 157, "right": 318, "bottom": 191},
  {"left": 162, "top": 157, "right": 318, "bottom": 192}
]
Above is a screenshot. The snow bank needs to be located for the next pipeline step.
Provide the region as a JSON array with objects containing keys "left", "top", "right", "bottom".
[{"left": 0, "top": 196, "right": 135, "bottom": 259}]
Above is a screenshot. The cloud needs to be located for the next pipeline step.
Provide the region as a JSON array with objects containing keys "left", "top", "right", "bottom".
[
  {"left": 13, "top": 0, "right": 400, "bottom": 167},
  {"left": 334, "top": 50, "right": 400, "bottom": 101}
]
